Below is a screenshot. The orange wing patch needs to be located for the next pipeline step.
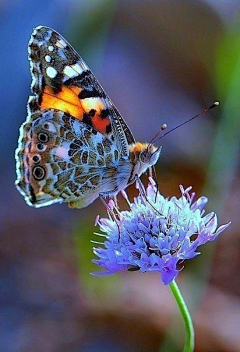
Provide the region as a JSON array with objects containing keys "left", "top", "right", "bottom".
[
  {"left": 40, "top": 85, "right": 111, "bottom": 134},
  {"left": 92, "top": 114, "right": 111, "bottom": 134},
  {"left": 41, "top": 86, "right": 83, "bottom": 118}
]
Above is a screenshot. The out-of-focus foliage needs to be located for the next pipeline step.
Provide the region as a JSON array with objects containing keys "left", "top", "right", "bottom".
[{"left": 207, "top": 25, "right": 240, "bottom": 205}]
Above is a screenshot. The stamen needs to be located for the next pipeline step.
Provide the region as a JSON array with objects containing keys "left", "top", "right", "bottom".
[
  {"left": 91, "top": 240, "right": 104, "bottom": 245},
  {"left": 149, "top": 176, "right": 156, "bottom": 186},
  {"left": 93, "top": 232, "right": 108, "bottom": 238},
  {"left": 108, "top": 199, "right": 115, "bottom": 210},
  {"left": 94, "top": 215, "right": 100, "bottom": 226},
  {"left": 121, "top": 190, "right": 131, "bottom": 207}
]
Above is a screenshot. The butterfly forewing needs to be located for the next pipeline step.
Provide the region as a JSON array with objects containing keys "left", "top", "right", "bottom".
[{"left": 28, "top": 26, "right": 135, "bottom": 156}]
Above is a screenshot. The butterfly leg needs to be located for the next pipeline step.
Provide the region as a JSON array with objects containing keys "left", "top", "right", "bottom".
[
  {"left": 136, "top": 176, "right": 166, "bottom": 218},
  {"left": 99, "top": 193, "right": 121, "bottom": 239},
  {"left": 113, "top": 194, "right": 119, "bottom": 210},
  {"left": 151, "top": 166, "right": 159, "bottom": 202},
  {"left": 148, "top": 166, "right": 153, "bottom": 179},
  {"left": 148, "top": 166, "right": 159, "bottom": 200},
  {"left": 99, "top": 194, "right": 111, "bottom": 210}
]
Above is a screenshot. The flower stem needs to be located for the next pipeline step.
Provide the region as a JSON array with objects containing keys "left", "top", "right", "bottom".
[{"left": 169, "top": 280, "right": 195, "bottom": 352}]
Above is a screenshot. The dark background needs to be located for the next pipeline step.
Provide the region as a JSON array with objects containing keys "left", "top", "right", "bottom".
[{"left": 1, "top": 1, "right": 239, "bottom": 351}]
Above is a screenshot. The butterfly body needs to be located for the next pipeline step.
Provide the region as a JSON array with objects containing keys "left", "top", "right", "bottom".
[{"left": 15, "top": 26, "right": 161, "bottom": 208}]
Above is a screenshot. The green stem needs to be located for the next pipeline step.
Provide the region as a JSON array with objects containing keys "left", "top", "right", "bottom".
[{"left": 169, "top": 280, "right": 195, "bottom": 352}]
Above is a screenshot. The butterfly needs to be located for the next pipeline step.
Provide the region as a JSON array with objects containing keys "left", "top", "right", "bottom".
[{"left": 15, "top": 26, "right": 161, "bottom": 209}]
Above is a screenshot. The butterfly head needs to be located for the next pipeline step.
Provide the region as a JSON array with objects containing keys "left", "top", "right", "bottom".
[{"left": 129, "top": 142, "right": 162, "bottom": 179}]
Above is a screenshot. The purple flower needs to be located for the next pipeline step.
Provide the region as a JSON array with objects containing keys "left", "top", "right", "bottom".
[{"left": 92, "top": 180, "right": 230, "bottom": 285}]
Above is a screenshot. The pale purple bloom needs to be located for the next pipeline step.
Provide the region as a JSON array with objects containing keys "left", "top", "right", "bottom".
[{"left": 92, "top": 181, "right": 230, "bottom": 284}]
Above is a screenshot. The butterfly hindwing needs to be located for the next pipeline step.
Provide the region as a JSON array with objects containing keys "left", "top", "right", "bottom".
[
  {"left": 28, "top": 26, "right": 135, "bottom": 158},
  {"left": 15, "top": 109, "right": 125, "bottom": 208}
]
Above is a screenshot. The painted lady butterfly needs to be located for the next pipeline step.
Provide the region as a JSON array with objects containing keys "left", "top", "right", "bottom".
[{"left": 15, "top": 26, "right": 161, "bottom": 208}]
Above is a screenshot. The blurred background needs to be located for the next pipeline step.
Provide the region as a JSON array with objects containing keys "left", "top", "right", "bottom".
[{"left": 1, "top": 0, "right": 239, "bottom": 351}]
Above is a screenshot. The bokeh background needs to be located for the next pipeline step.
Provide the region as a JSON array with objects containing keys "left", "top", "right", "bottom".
[{"left": 1, "top": 0, "right": 240, "bottom": 351}]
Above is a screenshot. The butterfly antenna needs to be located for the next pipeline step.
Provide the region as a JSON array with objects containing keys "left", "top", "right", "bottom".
[
  {"left": 157, "top": 101, "right": 219, "bottom": 141},
  {"left": 149, "top": 123, "right": 167, "bottom": 145}
]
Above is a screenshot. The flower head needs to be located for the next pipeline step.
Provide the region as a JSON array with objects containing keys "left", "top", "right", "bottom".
[{"left": 92, "top": 180, "right": 230, "bottom": 284}]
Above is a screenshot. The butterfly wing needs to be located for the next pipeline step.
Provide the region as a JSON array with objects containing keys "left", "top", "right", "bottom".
[
  {"left": 15, "top": 106, "right": 129, "bottom": 208},
  {"left": 28, "top": 26, "right": 135, "bottom": 157},
  {"left": 16, "top": 26, "right": 135, "bottom": 208}
]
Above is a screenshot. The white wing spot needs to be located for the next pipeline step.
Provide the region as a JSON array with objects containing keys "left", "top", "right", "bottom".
[
  {"left": 46, "top": 67, "right": 57, "bottom": 78},
  {"left": 45, "top": 55, "right": 51, "bottom": 63},
  {"left": 48, "top": 45, "right": 54, "bottom": 52},
  {"left": 63, "top": 65, "right": 79, "bottom": 78},
  {"left": 81, "top": 97, "right": 105, "bottom": 113},
  {"left": 71, "top": 63, "right": 84, "bottom": 75},
  {"left": 56, "top": 39, "right": 67, "bottom": 48}
]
